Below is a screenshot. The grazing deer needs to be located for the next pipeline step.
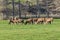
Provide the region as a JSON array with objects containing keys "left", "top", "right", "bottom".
[
  {"left": 35, "top": 18, "right": 44, "bottom": 24},
  {"left": 25, "top": 18, "right": 33, "bottom": 25},
  {"left": 44, "top": 18, "right": 53, "bottom": 24}
]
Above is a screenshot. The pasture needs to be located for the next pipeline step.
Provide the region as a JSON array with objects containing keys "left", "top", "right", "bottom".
[{"left": 0, "top": 19, "right": 60, "bottom": 40}]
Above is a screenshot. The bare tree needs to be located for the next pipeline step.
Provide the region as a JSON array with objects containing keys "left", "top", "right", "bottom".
[
  {"left": 0, "top": 0, "right": 5, "bottom": 20},
  {"left": 42, "top": 0, "right": 55, "bottom": 17}
]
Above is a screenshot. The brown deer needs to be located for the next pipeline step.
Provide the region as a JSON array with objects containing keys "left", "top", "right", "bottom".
[
  {"left": 44, "top": 18, "right": 53, "bottom": 24},
  {"left": 25, "top": 18, "right": 33, "bottom": 25},
  {"left": 35, "top": 18, "right": 44, "bottom": 24}
]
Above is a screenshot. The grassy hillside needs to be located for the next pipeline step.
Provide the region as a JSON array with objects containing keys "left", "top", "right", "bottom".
[{"left": 0, "top": 19, "right": 60, "bottom": 40}]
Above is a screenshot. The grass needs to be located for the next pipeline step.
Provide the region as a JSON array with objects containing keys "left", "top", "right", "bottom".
[{"left": 0, "top": 19, "right": 60, "bottom": 40}]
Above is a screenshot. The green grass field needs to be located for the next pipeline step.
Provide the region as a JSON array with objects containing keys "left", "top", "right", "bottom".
[{"left": 0, "top": 19, "right": 60, "bottom": 40}]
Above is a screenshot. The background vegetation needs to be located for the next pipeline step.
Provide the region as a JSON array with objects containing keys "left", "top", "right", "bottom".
[{"left": 0, "top": 0, "right": 60, "bottom": 19}]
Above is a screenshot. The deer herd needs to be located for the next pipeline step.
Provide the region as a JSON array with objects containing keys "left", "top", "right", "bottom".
[{"left": 9, "top": 17, "right": 53, "bottom": 25}]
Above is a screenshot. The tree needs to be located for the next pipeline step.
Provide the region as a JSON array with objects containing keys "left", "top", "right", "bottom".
[
  {"left": 36, "top": 0, "right": 39, "bottom": 17},
  {"left": 0, "top": 0, "right": 6, "bottom": 20},
  {"left": 12, "top": 0, "right": 15, "bottom": 18},
  {"left": 18, "top": 0, "right": 21, "bottom": 18},
  {"left": 42, "top": 0, "right": 55, "bottom": 17}
]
